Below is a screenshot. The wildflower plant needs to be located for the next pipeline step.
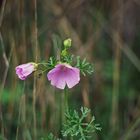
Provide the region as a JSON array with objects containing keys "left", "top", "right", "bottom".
[
  {"left": 15, "top": 37, "right": 94, "bottom": 89},
  {"left": 15, "top": 36, "right": 101, "bottom": 139}
]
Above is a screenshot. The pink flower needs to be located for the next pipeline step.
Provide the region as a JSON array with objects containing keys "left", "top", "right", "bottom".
[
  {"left": 15, "top": 63, "right": 37, "bottom": 80},
  {"left": 47, "top": 63, "right": 80, "bottom": 89}
]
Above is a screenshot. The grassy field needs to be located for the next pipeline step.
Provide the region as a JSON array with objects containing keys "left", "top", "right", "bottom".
[{"left": 0, "top": 0, "right": 140, "bottom": 140}]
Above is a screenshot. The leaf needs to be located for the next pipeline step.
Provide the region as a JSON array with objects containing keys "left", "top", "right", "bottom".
[
  {"left": 62, "top": 107, "right": 101, "bottom": 140},
  {"left": 76, "top": 57, "right": 94, "bottom": 76}
]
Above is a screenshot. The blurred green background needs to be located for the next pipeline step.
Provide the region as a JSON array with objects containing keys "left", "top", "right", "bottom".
[{"left": 0, "top": 0, "right": 140, "bottom": 140}]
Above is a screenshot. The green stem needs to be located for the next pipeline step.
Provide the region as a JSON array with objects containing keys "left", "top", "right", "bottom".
[
  {"left": 39, "top": 68, "right": 48, "bottom": 74},
  {"left": 63, "top": 87, "right": 69, "bottom": 140},
  {"left": 64, "top": 87, "right": 69, "bottom": 111},
  {"left": 37, "top": 62, "right": 48, "bottom": 65}
]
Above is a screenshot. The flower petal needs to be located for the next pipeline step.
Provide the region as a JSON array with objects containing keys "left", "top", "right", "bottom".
[
  {"left": 47, "top": 68, "right": 66, "bottom": 89},
  {"left": 22, "top": 64, "right": 34, "bottom": 76},
  {"left": 65, "top": 68, "right": 80, "bottom": 88},
  {"left": 47, "top": 65, "right": 61, "bottom": 81}
]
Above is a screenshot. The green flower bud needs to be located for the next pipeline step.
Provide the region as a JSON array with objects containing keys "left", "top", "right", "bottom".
[{"left": 63, "top": 38, "right": 72, "bottom": 48}]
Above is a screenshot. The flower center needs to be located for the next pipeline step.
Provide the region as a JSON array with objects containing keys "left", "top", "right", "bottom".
[{"left": 60, "top": 65, "right": 67, "bottom": 71}]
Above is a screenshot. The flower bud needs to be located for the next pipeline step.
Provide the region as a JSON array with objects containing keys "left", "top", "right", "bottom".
[
  {"left": 63, "top": 38, "right": 72, "bottom": 48},
  {"left": 15, "top": 62, "right": 38, "bottom": 80}
]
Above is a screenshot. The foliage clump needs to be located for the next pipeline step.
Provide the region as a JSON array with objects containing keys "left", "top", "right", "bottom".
[{"left": 62, "top": 107, "right": 101, "bottom": 140}]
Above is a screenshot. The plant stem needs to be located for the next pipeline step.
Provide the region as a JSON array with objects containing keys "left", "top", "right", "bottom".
[
  {"left": 64, "top": 87, "right": 69, "bottom": 111},
  {"left": 32, "top": 0, "right": 38, "bottom": 139},
  {"left": 124, "top": 117, "right": 140, "bottom": 140},
  {"left": 37, "top": 62, "right": 48, "bottom": 65},
  {"left": 0, "top": 0, "right": 7, "bottom": 137},
  {"left": 16, "top": 82, "right": 25, "bottom": 140},
  {"left": 110, "top": 0, "right": 122, "bottom": 136},
  {"left": 33, "top": 79, "right": 37, "bottom": 140},
  {"left": 63, "top": 87, "right": 69, "bottom": 134}
]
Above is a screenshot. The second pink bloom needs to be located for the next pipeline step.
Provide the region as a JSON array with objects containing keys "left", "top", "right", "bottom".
[{"left": 16, "top": 63, "right": 37, "bottom": 80}]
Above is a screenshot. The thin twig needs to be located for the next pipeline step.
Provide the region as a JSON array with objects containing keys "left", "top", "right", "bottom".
[
  {"left": 32, "top": 0, "right": 38, "bottom": 139},
  {"left": 0, "top": 32, "right": 9, "bottom": 90},
  {"left": 16, "top": 82, "right": 26, "bottom": 140},
  {"left": 0, "top": 0, "right": 6, "bottom": 27},
  {"left": 123, "top": 116, "right": 140, "bottom": 140},
  {"left": 110, "top": 0, "right": 123, "bottom": 136}
]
